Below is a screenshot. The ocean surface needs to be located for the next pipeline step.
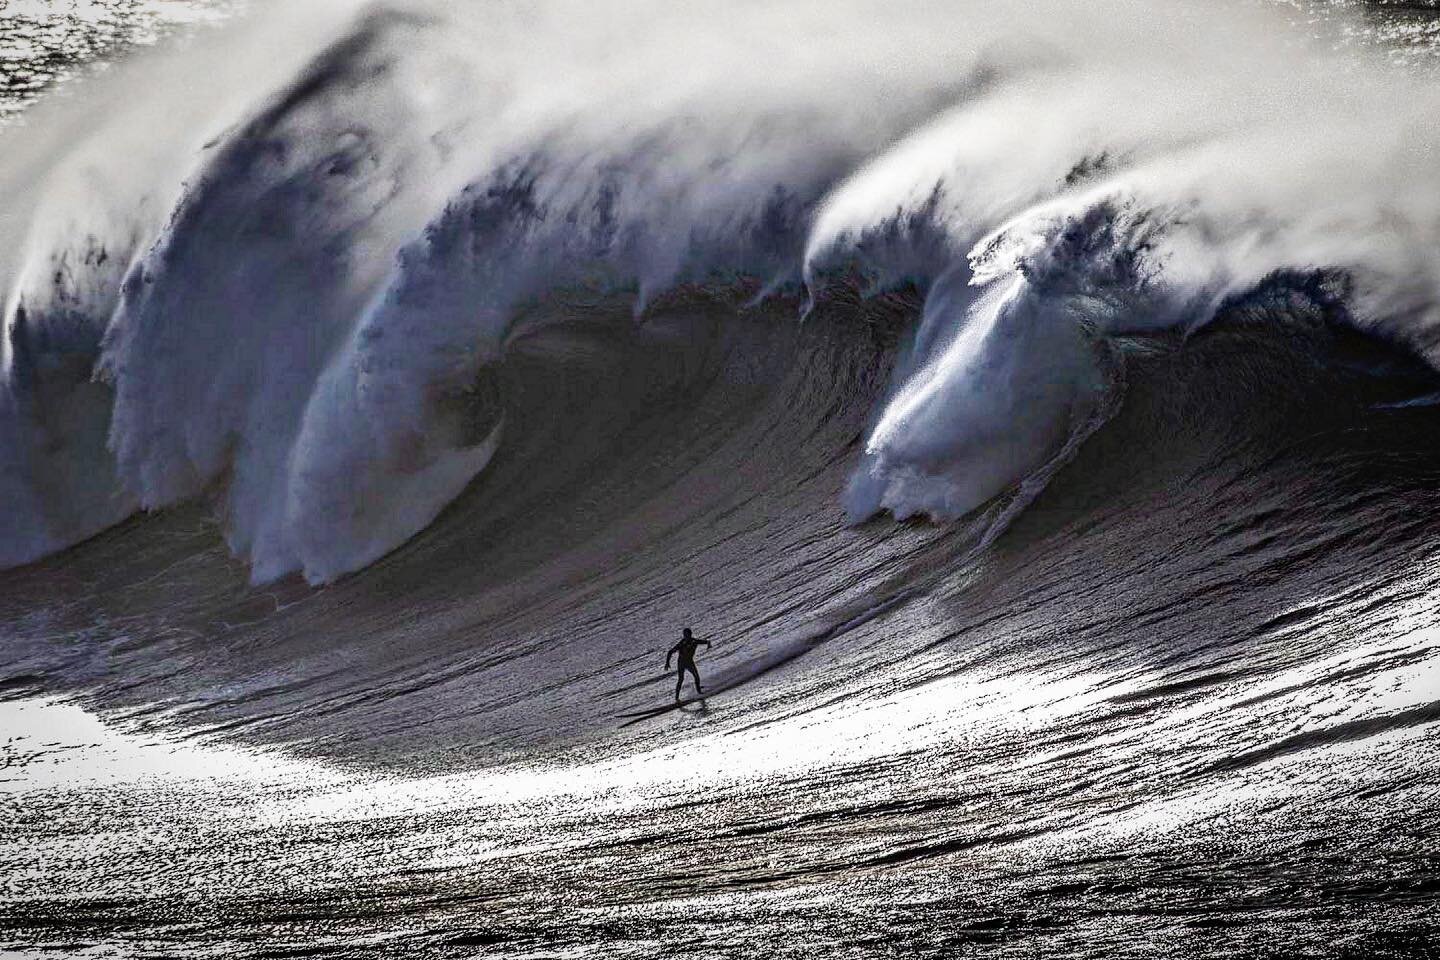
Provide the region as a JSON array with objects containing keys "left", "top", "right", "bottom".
[
  {"left": 1, "top": 1, "right": 1438, "bottom": 956},
  {"left": 0, "top": 0, "right": 236, "bottom": 121}
]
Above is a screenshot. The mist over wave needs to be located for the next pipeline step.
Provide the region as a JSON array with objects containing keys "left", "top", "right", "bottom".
[
  {"left": 6, "top": 5, "right": 1440, "bottom": 955},
  {"left": 3, "top": 0, "right": 1440, "bottom": 583}
]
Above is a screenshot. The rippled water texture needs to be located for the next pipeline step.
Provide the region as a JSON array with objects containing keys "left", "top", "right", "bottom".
[
  {"left": 1, "top": 2, "right": 1438, "bottom": 958},
  {"left": 0, "top": 0, "right": 234, "bottom": 120}
]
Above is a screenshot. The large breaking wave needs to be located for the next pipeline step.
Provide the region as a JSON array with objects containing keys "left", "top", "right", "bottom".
[
  {"left": 6, "top": 6, "right": 1440, "bottom": 954},
  {"left": 4, "top": 0, "right": 1440, "bottom": 584}
]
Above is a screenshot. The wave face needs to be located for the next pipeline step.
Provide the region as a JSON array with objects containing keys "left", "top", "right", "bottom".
[
  {"left": 2, "top": 1, "right": 1440, "bottom": 956},
  {"left": 6, "top": 0, "right": 1440, "bottom": 582}
]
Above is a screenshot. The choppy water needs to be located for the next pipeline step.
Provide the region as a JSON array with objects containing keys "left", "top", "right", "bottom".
[
  {"left": 1, "top": 2, "right": 1439, "bottom": 957},
  {"left": 0, "top": 0, "right": 236, "bottom": 121}
]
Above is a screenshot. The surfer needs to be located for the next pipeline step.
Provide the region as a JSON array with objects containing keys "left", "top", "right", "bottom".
[{"left": 666, "top": 628, "right": 711, "bottom": 700}]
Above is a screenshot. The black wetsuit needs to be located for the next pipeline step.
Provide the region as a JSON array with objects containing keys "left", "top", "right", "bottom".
[{"left": 668, "top": 636, "right": 710, "bottom": 699}]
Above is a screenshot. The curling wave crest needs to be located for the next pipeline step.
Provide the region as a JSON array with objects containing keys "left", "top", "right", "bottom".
[{"left": 3, "top": 0, "right": 1439, "bottom": 583}]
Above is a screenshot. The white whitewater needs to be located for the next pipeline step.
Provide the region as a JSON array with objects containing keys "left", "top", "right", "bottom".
[{"left": 2, "top": 0, "right": 1439, "bottom": 582}]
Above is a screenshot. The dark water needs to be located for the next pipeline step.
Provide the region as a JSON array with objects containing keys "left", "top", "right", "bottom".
[
  {"left": 2, "top": 285, "right": 1438, "bottom": 957},
  {"left": 1, "top": 3, "right": 1439, "bottom": 958}
]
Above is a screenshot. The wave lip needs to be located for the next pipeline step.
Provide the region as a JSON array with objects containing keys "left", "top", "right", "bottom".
[{"left": 5, "top": 0, "right": 1440, "bottom": 583}]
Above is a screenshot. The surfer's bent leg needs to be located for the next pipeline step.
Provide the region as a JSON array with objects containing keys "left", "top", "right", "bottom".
[{"left": 687, "top": 662, "right": 703, "bottom": 694}]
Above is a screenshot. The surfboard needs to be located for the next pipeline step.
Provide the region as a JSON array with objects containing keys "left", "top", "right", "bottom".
[
  {"left": 614, "top": 695, "right": 712, "bottom": 726},
  {"left": 615, "top": 591, "right": 918, "bottom": 726},
  {"left": 613, "top": 669, "right": 756, "bottom": 725}
]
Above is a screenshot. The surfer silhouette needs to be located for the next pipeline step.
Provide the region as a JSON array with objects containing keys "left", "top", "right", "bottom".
[{"left": 666, "top": 628, "right": 711, "bottom": 700}]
